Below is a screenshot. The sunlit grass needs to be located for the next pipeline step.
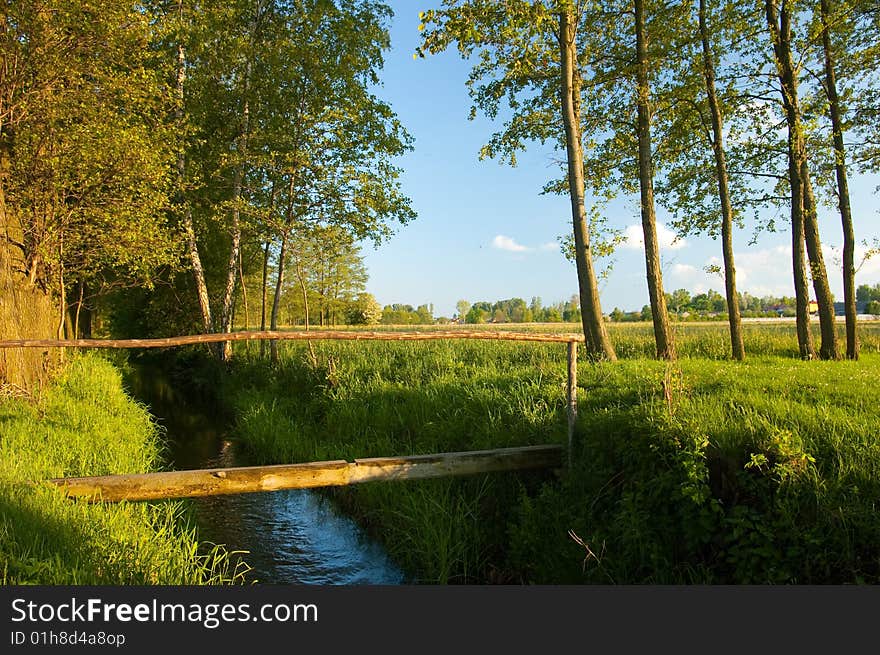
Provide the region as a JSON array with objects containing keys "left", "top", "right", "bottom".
[
  {"left": 219, "top": 322, "right": 880, "bottom": 584},
  {"left": 0, "top": 355, "right": 246, "bottom": 585}
]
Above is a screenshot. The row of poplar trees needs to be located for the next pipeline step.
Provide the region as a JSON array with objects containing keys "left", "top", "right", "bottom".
[
  {"left": 418, "top": 0, "right": 878, "bottom": 361},
  {"left": 1, "top": 0, "right": 414, "bottom": 361}
]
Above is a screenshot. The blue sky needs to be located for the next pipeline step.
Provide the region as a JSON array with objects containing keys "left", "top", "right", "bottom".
[{"left": 360, "top": 1, "right": 880, "bottom": 317}]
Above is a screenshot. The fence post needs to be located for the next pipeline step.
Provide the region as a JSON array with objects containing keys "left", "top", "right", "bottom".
[{"left": 566, "top": 340, "right": 578, "bottom": 469}]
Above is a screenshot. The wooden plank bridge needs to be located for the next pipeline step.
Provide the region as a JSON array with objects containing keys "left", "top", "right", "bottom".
[{"left": 47, "top": 444, "right": 563, "bottom": 503}]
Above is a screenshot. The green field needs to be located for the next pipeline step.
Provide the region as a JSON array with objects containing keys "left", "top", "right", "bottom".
[
  {"left": 3, "top": 322, "right": 878, "bottom": 584},
  {"left": 219, "top": 320, "right": 880, "bottom": 583}
]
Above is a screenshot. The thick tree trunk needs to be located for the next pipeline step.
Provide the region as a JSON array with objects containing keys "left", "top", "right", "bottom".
[
  {"left": 558, "top": 8, "right": 616, "bottom": 361},
  {"left": 820, "top": 0, "right": 857, "bottom": 359},
  {"left": 634, "top": 0, "right": 675, "bottom": 360},
  {"left": 270, "top": 232, "right": 288, "bottom": 363},
  {"left": 766, "top": 0, "right": 817, "bottom": 359},
  {"left": 699, "top": 0, "right": 744, "bottom": 361},
  {"left": 789, "top": 139, "right": 815, "bottom": 358}
]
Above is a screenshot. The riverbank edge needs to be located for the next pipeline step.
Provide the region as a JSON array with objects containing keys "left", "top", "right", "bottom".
[{"left": 0, "top": 353, "right": 238, "bottom": 585}]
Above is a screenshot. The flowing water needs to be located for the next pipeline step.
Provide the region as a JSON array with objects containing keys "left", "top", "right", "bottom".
[{"left": 128, "top": 366, "right": 405, "bottom": 585}]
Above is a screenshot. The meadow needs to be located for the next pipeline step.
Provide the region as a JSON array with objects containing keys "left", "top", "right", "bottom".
[
  {"left": 0, "top": 355, "right": 243, "bottom": 584},
  {"left": 217, "top": 320, "right": 880, "bottom": 583},
  {"left": 3, "top": 321, "right": 877, "bottom": 584}
]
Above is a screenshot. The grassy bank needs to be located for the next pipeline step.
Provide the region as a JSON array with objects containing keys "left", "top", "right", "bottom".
[
  {"left": 0, "top": 354, "right": 238, "bottom": 584},
  {"left": 213, "top": 322, "right": 880, "bottom": 583}
]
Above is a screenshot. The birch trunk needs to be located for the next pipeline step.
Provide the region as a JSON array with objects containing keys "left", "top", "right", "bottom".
[
  {"left": 175, "top": 10, "right": 212, "bottom": 336},
  {"left": 269, "top": 232, "right": 288, "bottom": 363}
]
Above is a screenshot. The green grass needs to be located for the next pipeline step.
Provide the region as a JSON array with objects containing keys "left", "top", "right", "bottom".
[
  {"left": 268, "top": 318, "right": 880, "bottom": 359},
  {"left": 0, "top": 354, "right": 243, "bottom": 584},
  {"left": 513, "top": 356, "right": 880, "bottom": 583},
  {"left": 213, "top": 321, "right": 880, "bottom": 584}
]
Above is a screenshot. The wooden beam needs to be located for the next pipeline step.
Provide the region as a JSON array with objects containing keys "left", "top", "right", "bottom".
[
  {"left": 48, "top": 445, "right": 563, "bottom": 502},
  {"left": 0, "top": 330, "right": 585, "bottom": 349}
]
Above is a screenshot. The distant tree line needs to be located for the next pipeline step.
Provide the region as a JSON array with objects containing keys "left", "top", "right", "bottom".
[
  {"left": 453, "top": 297, "right": 582, "bottom": 324},
  {"left": 612, "top": 290, "right": 801, "bottom": 321}
]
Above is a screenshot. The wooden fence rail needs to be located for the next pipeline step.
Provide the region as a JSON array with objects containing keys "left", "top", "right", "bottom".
[
  {"left": 0, "top": 329, "right": 584, "bottom": 350},
  {"left": 48, "top": 444, "right": 564, "bottom": 502}
]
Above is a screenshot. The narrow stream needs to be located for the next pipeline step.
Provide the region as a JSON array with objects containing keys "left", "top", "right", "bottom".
[{"left": 128, "top": 367, "right": 405, "bottom": 585}]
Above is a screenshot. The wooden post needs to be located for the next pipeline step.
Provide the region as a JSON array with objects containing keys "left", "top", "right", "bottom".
[{"left": 566, "top": 340, "right": 577, "bottom": 468}]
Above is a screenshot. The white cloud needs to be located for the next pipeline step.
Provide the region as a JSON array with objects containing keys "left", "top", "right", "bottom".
[
  {"left": 672, "top": 263, "right": 698, "bottom": 275},
  {"left": 733, "top": 246, "right": 800, "bottom": 297},
  {"left": 668, "top": 262, "right": 710, "bottom": 294},
  {"left": 491, "top": 236, "right": 560, "bottom": 254},
  {"left": 492, "top": 235, "right": 531, "bottom": 252},
  {"left": 621, "top": 223, "right": 688, "bottom": 251},
  {"left": 824, "top": 243, "right": 880, "bottom": 280}
]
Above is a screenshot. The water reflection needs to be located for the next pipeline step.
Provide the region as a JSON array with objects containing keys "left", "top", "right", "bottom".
[
  {"left": 187, "top": 482, "right": 405, "bottom": 585},
  {"left": 130, "top": 365, "right": 405, "bottom": 585}
]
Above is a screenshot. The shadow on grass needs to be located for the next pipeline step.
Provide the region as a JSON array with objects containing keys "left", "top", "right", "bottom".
[{"left": 0, "top": 489, "right": 122, "bottom": 584}]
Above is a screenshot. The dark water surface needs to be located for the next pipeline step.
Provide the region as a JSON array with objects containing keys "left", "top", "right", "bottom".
[{"left": 128, "top": 367, "right": 405, "bottom": 585}]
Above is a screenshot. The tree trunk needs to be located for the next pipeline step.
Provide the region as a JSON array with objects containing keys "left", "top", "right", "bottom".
[
  {"left": 270, "top": 232, "right": 288, "bottom": 363},
  {"left": 238, "top": 247, "right": 250, "bottom": 354},
  {"left": 56, "top": 240, "right": 66, "bottom": 342},
  {"left": 634, "top": 0, "right": 675, "bottom": 360},
  {"left": 801, "top": 165, "right": 838, "bottom": 359},
  {"left": 558, "top": 8, "right": 616, "bottom": 361},
  {"left": 766, "top": 0, "right": 817, "bottom": 359},
  {"left": 219, "top": 92, "right": 248, "bottom": 361},
  {"left": 820, "top": 0, "right": 857, "bottom": 359},
  {"left": 789, "top": 139, "right": 815, "bottom": 358},
  {"left": 699, "top": 0, "right": 744, "bottom": 361},
  {"left": 260, "top": 240, "right": 269, "bottom": 358},
  {"left": 175, "top": 14, "right": 212, "bottom": 336},
  {"left": 297, "top": 260, "right": 310, "bottom": 330}
]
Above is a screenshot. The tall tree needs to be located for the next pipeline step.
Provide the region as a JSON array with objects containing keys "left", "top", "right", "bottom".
[
  {"left": 653, "top": 0, "right": 750, "bottom": 359},
  {"left": 698, "top": 0, "right": 745, "bottom": 359},
  {"left": 418, "top": 1, "right": 617, "bottom": 361},
  {"left": 558, "top": 4, "right": 617, "bottom": 360},
  {"left": 765, "top": 0, "right": 837, "bottom": 359},
  {"left": 633, "top": 0, "right": 675, "bottom": 359},
  {"left": 1, "top": 0, "right": 178, "bottom": 335},
  {"left": 180, "top": 0, "right": 413, "bottom": 359},
  {"left": 169, "top": 0, "right": 213, "bottom": 336},
  {"left": 814, "top": 0, "right": 860, "bottom": 359}
]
